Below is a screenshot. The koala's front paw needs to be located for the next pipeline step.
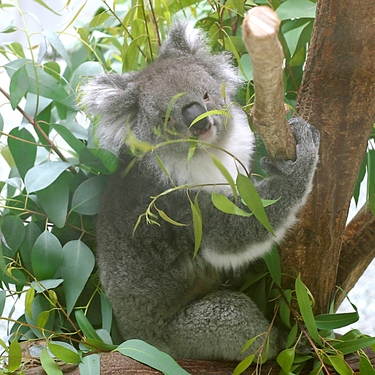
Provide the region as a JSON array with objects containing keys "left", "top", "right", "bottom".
[{"left": 260, "top": 117, "right": 320, "bottom": 178}]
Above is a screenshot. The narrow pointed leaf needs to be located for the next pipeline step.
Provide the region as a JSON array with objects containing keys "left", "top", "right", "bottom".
[
  {"left": 237, "top": 173, "right": 274, "bottom": 235},
  {"left": 116, "top": 339, "right": 189, "bottom": 375},
  {"left": 40, "top": 347, "right": 63, "bottom": 375},
  {"left": 9, "top": 65, "right": 29, "bottom": 109},
  {"left": 212, "top": 192, "right": 252, "bottom": 217}
]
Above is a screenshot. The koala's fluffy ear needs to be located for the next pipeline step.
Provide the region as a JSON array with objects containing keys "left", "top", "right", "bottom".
[
  {"left": 159, "top": 21, "right": 240, "bottom": 96},
  {"left": 81, "top": 72, "right": 139, "bottom": 153},
  {"left": 158, "top": 21, "right": 210, "bottom": 59}
]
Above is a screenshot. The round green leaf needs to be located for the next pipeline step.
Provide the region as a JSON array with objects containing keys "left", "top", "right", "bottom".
[
  {"left": 71, "top": 175, "right": 108, "bottom": 215},
  {"left": 8, "top": 127, "right": 37, "bottom": 180},
  {"left": 31, "top": 231, "right": 63, "bottom": 280},
  {"left": 36, "top": 171, "right": 71, "bottom": 228},
  {"left": 25, "top": 161, "right": 72, "bottom": 193},
  {"left": 79, "top": 354, "right": 100, "bottom": 375},
  {"left": 1, "top": 214, "right": 25, "bottom": 256}
]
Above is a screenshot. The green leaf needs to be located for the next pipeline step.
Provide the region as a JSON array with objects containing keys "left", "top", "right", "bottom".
[
  {"left": 61, "top": 240, "right": 95, "bottom": 315},
  {"left": 100, "top": 293, "right": 113, "bottom": 333},
  {"left": 32, "top": 231, "right": 63, "bottom": 280},
  {"left": 79, "top": 148, "right": 118, "bottom": 174},
  {"left": 40, "top": 347, "right": 63, "bottom": 375},
  {"left": 367, "top": 149, "right": 375, "bottom": 215},
  {"left": 233, "top": 354, "right": 255, "bottom": 375},
  {"left": 359, "top": 354, "right": 375, "bottom": 375},
  {"left": 116, "top": 339, "right": 189, "bottom": 375},
  {"left": 236, "top": 173, "right": 274, "bottom": 234},
  {"left": 51, "top": 124, "right": 86, "bottom": 155},
  {"left": 295, "top": 275, "right": 322, "bottom": 345},
  {"left": 33, "top": 0, "right": 61, "bottom": 15},
  {"left": 48, "top": 341, "right": 81, "bottom": 364},
  {"left": 8, "top": 127, "right": 37, "bottom": 180},
  {"left": 212, "top": 192, "right": 252, "bottom": 216},
  {"left": 70, "top": 175, "right": 108, "bottom": 215},
  {"left": 263, "top": 245, "right": 281, "bottom": 285},
  {"left": 9, "top": 65, "right": 29, "bottom": 109},
  {"left": 75, "top": 310, "right": 103, "bottom": 342},
  {"left": 190, "top": 195, "right": 202, "bottom": 257},
  {"left": 8, "top": 339, "right": 22, "bottom": 372},
  {"left": 5, "top": 59, "right": 72, "bottom": 106},
  {"left": 276, "top": 347, "right": 295, "bottom": 374},
  {"left": 326, "top": 355, "right": 352, "bottom": 375},
  {"left": 36, "top": 171, "right": 71, "bottom": 228},
  {"left": 20, "top": 222, "right": 41, "bottom": 271},
  {"left": 1, "top": 214, "right": 25, "bottom": 255},
  {"left": 332, "top": 337, "right": 375, "bottom": 355},
  {"left": 79, "top": 354, "right": 100, "bottom": 375},
  {"left": 0, "top": 290, "right": 6, "bottom": 316},
  {"left": 31, "top": 279, "right": 64, "bottom": 293},
  {"left": 25, "top": 161, "right": 72, "bottom": 193},
  {"left": 25, "top": 287, "right": 35, "bottom": 318},
  {"left": 315, "top": 311, "right": 359, "bottom": 330},
  {"left": 276, "top": 0, "right": 316, "bottom": 20},
  {"left": 71, "top": 61, "right": 104, "bottom": 90},
  {"left": 43, "top": 31, "right": 71, "bottom": 66},
  {"left": 211, "top": 154, "right": 237, "bottom": 200}
]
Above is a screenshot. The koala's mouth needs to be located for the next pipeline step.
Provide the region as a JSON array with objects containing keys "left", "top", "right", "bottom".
[
  {"left": 191, "top": 123, "right": 212, "bottom": 137},
  {"left": 191, "top": 123, "right": 217, "bottom": 143}
]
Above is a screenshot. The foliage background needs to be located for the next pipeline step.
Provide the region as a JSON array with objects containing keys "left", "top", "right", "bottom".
[{"left": 0, "top": 0, "right": 374, "bottom": 374}]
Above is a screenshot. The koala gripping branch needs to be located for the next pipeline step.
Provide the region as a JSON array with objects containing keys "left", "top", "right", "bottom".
[{"left": 243, "top": 6, "right": 296, "bottom": 162}]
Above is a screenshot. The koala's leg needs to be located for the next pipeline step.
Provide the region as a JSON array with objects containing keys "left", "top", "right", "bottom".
[{"left": 163, "top": 290, "right": 285, "bottom": 361}]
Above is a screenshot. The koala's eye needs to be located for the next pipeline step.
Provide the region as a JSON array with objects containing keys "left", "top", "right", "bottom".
[{"left": 203, "top": 92, "right": 210, "bottom": 102}]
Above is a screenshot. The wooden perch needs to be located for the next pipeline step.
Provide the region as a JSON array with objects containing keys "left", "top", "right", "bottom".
[{"left": 242, "top": 6, "right": 296, "bottom": 162}]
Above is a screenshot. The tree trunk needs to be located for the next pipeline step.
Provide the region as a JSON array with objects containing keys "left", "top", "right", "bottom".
[{"left": 280, "top": 0, "right": 375, "bottom": 314}]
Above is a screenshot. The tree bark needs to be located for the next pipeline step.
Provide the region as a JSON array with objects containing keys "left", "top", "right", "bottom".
[{"left": 280, "top": 0, "right": 375, "bottom": 314}]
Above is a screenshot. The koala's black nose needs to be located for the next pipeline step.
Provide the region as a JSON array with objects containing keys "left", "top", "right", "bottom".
[{"left": 182, "top": 102, "right": 209, "bottom": 131}]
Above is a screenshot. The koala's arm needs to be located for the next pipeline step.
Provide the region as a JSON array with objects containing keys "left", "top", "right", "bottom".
[{"left": 199, "top": 117, "right": 320, "bottom": 270}]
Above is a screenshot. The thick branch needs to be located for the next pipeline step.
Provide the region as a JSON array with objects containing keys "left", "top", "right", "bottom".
[
  {"left": 280, "top": 0, "right": 375, "bottom": 314},
  {"left": 335, "top": 203, "right": 375, "bottom": 310},
  {"left": 23, "top": 349, "right": 375, "bottom": 375},
  {"left": 242, "top": 6, "right": 296, "bottom": 162}
]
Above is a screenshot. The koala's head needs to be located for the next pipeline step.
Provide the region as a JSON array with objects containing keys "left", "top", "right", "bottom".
[{"left": 82, "top": 22, "right": 241, "bottom": 155}]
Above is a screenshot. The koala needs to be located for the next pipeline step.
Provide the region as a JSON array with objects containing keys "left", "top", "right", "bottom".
[{"left": 82, "top": 22, "right": 320, "bottom": 361}]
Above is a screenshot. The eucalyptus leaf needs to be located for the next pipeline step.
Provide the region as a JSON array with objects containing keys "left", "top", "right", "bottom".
[
  {"left": 116, "top": 339, "right": 189, "bottom": 375},
  {"left": 40, "top": 347, "right": 63, "bottom": 375},
  {"left": 236, "top": 173, "right": 274, "bottom": 234},
  {"left": 9, "top": 65, "right": 29, "bottom": 109},
  {"left": 79, "top": 354, "right": 100, "bottom": 375},
  {"left": 48, "top": 341, "right": 81, "bottom": 364},
  {"left": 295, "top": 276, "right": 322, "bottom": 345},
  {"left": 71, "top": 175, "right": 108, "bottom": 215},
  {"left": 36, "top": 172, "right": 71, "bottom": 228},
  {"left": 25, "top": 161, "right": 72, "bottom": 193},
  {"left": 31, "top": 231, "right": 63, "bottom": 280},
  {"left": 43, "top": 31, "right": 71, "bottom": 66},
  {"left": 61, "top": 240, "right": 95, "bottom": 315},
  {"left": 8, "top": 339, "right": 22, "bottom": 372},
  {"left": 1, "top": 214, "right": 25, "bottom": 256},
  {"left": 8, "top": 127, "right": 37, "bottom": 180},
  {"left": 5, "top": 59, "right": 72, "bottom": 106},
  {"left": 211, "top": 192, "right": 252, "bottom": 217},
  {"left": 276, "top": 0, "right": 316, "bottom": 20}
]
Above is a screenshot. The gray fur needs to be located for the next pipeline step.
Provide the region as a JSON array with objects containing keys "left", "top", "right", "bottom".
[{"left": 82, "top": 22, "right": 320, "bottom": 361}]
